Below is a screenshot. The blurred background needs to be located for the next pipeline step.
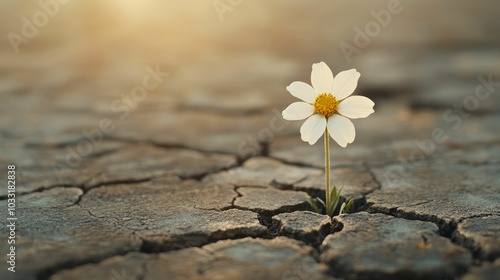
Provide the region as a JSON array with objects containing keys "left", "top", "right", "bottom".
[{"left": 1, "top": 0, "right": 500, "bottom": 164}]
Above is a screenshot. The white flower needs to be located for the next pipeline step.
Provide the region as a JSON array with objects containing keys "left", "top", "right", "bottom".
[{"left": 282, "top": 62, "right": 374, "bottom": 147}]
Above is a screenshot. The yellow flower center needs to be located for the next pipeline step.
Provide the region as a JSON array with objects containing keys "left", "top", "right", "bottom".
[{"left": 314, "top": 93, "right": 338, "bottom": 117}]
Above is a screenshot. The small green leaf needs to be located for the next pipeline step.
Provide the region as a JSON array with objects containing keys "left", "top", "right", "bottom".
[
  {"left": 330, "top": 197, "right": 340, "bottom": 216},
  {"left": 339, "top": 202, "right": 347, "bottom": 215},
  {"left": 305, "top": 196, "right": 321, "bottom": 213},
  {"left": 344, "top": 198, "right": 355, "bottom": 213},
  {"left": 329, "top": 186, "right": 337, "bottom": 203},
  {"left": 337, "top": 185, "right": 345, "bottom": 196},
  {"left": 317, "top": 197, "right": 326, "bottom": 207}
]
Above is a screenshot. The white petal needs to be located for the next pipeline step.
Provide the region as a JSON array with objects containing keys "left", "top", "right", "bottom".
[
  {"left": 311, "top": 62, "right": 334, "bottom": 94},
  {"left": 327, "top": 115, "right": 356, "bottom": 148},
  {"left": 337, "top": 96, "right": 375, "bottom": 119},
  {"left": 300, "top": 114, "right": 327, "bottom": 145},
  {"left": 286, "top": 81, "right": 316, "bottom": 103},
  {"left": 331, "top": 69, "right": 361, "bottom": 100},
  {"left": 282, "top": 102, "right": 314, "bottom": 120}
]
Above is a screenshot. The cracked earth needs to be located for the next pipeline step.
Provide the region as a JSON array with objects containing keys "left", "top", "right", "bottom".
[{"left": 1, "top": 1, "right": 500, "bottom": 280}]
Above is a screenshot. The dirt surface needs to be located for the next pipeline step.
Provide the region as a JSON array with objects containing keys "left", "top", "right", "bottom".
[{"left": 1, "top": 1, "right": 499, "bottom": 279}]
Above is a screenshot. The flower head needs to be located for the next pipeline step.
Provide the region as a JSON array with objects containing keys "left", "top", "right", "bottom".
[{"left": 282, "top": 62, "right": 374, "bottom": 147}]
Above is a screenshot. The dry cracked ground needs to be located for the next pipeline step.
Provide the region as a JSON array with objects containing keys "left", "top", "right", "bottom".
[
  {"left": 1, "top": 1, "right": 500, "bottom": 280},
  {"left": 1, "top": 78, "right": 499, "bottom": 280}
]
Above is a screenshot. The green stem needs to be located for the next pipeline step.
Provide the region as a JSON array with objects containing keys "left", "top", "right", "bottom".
[{"left": 324, "top": 129, "right": 331, "bottom": 216}]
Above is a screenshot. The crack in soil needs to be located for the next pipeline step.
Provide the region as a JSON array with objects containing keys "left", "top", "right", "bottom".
[
  {"left": 363, "top": 205, "right": 495, "bottom": 271},
  {"left": 0, "top": 183, "right": 85, "bottom": 200},
  {"left": 10, "top": 142, "right": 496, "bottom": 279},
  {"left": 451, "top": 214, "right": 499, "bottom": 262},
  {"left": 366, "top": 205, "right": 457, "bottom": 237},
  {"left": 362, "top": 163, "right": 382, "bottom": 194}
]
